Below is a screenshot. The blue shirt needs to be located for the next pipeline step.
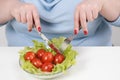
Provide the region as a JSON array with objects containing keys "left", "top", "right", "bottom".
[{"left": 0, "top": 0, "right": 120, "bottom": 46}]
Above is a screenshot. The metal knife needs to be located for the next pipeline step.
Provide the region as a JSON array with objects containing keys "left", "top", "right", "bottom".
[{"left": 36, "top": 30, "right": 62, "bottom": 54}]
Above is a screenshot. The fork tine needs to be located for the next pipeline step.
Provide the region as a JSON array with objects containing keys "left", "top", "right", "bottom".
[
  {"left": 60, "top": 42, "right": 69, "bottom": 52},
  {"left": 60, "top": 27, "right": 81, "bottom": 51},
  {"left": 64, "top": 35, "right": 75, "bottom": 44},
  {"left": 60, "top": 35, "right": 76, "bottom": 51}
]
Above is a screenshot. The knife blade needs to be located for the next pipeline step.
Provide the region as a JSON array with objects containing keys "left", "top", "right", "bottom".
[{"left": 37, "top": 30, "right": 62, "bottom": 54}]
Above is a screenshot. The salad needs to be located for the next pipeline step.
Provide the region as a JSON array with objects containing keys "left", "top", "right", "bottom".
[{"left": 19, "top": 37, "right": 78, "bottom": 74}]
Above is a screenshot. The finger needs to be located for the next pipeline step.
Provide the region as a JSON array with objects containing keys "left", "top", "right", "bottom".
[
  {"left": 74, "top": 7, "right": 80, "bottom": 35},
  {"left": 20, "top": 10, "right": 27, "bottom": 23},
  {"left": 32, "top": 9, "right": 41, "bottom": 32},
  {"left": 92, "top": 8, "right": 98, "bottom": 19},
  {"left": 14, "top": 11, "right": 21, "bottom": 22},
  {"left": 86, "top": 8, "right": 93, "bottom": 21},
  {"left": 79, "top": 10, "right": 88, "bottom": 35},
  {"left": 26, "top": 11, "right": 33, "bottom": 32}
]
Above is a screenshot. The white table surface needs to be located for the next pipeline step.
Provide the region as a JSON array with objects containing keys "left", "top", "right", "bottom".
[{"left": 0, "top": 47, "right": 120, "bottom": 80}]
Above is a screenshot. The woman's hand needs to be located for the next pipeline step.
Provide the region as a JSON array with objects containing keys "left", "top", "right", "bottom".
[
  {"left": 10, "top": 1, "right": 41, "bottom": 32},
  {"left": 74, "top": 0, "right": 103, "bottom": 35}
]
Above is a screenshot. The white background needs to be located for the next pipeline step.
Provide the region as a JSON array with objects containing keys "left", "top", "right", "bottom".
[
  {"left": 0, "top": 47, "right": 120, "bottom": 80},
  {"left": 0, "top": 25, "right": 120, "bottom": 46}
]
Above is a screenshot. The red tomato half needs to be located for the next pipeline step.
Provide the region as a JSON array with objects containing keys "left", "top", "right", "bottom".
[
  {"left": 41, "top": 63, "right": 54, "bottom": 72},
  {"left": 24, "top": 51, "right": 35, "bottom": 61},
  {"left": 36, "top": 49, "right": 46, "bottom": 59},
  {"left": 41, "top": 52, "right": 54, "bottom": 63},
  {"left": 31, "top": 58, "right": 43, "bottom": 68},
  {"left": 54, "top": 53, "right": 65, "bottom": 64}
]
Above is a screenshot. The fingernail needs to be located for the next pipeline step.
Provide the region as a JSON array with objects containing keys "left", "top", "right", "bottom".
[
  {"left": 28, "top": 29, "right": 32, "bottom": 32},
  {"left": 38, "top": 27, "right": 41, "bottom": 32},
  {"left": 84, "top": 30, "right": 88, "bottom": 35},
  {"left": 74, "top": 29, "right": 78, "bottom": 35}
]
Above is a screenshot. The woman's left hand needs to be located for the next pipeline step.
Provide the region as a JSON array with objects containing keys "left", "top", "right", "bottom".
[{"left": 74, "top": 0, "right": 104, "bottom": 35}]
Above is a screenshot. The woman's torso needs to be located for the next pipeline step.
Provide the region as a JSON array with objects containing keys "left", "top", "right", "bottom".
[{"left": 6, "top": 0, "right": 112, "bottom": 46}]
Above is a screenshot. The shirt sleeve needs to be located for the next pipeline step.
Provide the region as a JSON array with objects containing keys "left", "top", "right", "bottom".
[
  {"left": 0, "top": 22, "right": 8, "bottom": 27},
  {"left": 107, "top": 16, "right": 120, "bottom": 27},
  {"left": 0, "top": 24, "right": 4, "bottom": 27}
]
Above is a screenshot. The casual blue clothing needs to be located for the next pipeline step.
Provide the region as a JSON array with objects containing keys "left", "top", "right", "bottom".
[{"left": 0, "top": 0, "right": 120, "bottom": 46}]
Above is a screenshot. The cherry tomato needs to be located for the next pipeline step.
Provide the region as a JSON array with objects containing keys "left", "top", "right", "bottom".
[
  {"left": 31, "top": 58, "right": 43, "bottom": 68},
  {"left": 41, "top": 52, "right": 54, "bottom": 63},
  {"left": 24, "top": 51, "right": 35, "bottom": 61},
  {"left": 54, "top": 53, "right": 65, "bottom": 64},
  {"left": 36, "top": 49, "right": 46, "bottom": 59},
  {"left": 41, "top": 63, "right": 54, "bottom": 72}
]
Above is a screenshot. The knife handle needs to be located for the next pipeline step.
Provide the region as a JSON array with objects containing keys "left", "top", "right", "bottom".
[
  {"left": 36, "top": 28, "right": 62, "bottom": 54},
  {"left": 48, "top": 43, "right": 62, "bottom": 54}
]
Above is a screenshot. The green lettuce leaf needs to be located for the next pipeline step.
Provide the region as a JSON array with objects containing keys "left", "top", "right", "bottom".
[{"left": 19, "top": 37, "right": 78, "bottom": 74}]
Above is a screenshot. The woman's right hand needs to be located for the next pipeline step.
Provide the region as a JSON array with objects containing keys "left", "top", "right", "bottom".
[{"left": 10, "top": 1, "right": 41, "bottom": 32}]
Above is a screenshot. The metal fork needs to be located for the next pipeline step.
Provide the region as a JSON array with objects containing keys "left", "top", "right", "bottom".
[
  {"left": 60, "top": 34, "right": 76, "bottom": 52},
  {"left": 60, "top": 28, "right": 81, "bottom": 52}
]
